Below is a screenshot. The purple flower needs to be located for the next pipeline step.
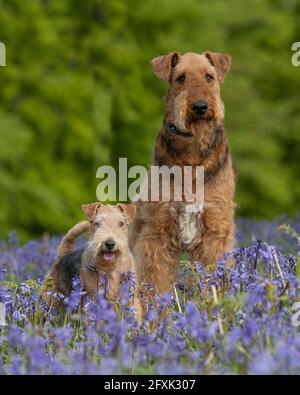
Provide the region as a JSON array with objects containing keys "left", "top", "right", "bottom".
[{"left": 1, "top": 216, "right": 300, "bottom": 374}]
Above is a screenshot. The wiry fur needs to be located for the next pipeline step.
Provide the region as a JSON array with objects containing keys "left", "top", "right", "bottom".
[
  {"left": 129, "top": 51, "right": 236, "bottom": 294},
  {"left": 177, "top": 202, "right": 203, "bottom": 246},
  {"left": 43, "top": 203, "right": 142, "bottom": 322},
  {"left": 57, "top": 221, "right": 90, "bottom": 257}
]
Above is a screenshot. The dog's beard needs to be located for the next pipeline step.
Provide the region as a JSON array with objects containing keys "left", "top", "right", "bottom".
[
  {"left": 188, "top": 109, "right": 215, "bottom": 124},
  {"left": 173, "top": 91, "right": 189, "bottom": 132}
]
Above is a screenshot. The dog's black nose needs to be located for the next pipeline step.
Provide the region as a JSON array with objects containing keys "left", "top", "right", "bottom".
[
  {"left": 105, "top": 239, "right": 115, "bottom": 250},
  {"left": 192, "top": 100, "right": 208, "bottom": 115}
]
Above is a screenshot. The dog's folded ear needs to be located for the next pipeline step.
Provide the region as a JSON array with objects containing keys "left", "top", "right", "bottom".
[
  {"left": 204, "top": 52, "right": 232, "bottom": 83},
  {"left": 117, "top": 204, "right": 136, "bottom": 224},
  {"left": 151, "top": 52, "right": 180, "bottom": 81},
  {"left": 81, "top": 202, "right": 102, "bottom": 222}
]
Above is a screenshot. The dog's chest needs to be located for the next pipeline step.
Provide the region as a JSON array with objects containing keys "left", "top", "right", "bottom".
[{"left": 175, "top": 202, "right": 203, "bottom": 247}]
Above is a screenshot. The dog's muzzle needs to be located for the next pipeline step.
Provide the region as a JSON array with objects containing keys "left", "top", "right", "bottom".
[
  {"left": 192, "top": 100, "right": 208, "bottom": 116},
  {"left": 99, "top": 239, "right": 119, "bottom": 262}
]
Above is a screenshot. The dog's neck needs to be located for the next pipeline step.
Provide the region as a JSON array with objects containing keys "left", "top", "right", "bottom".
[
  {"left": 153, "top": 118, "right": 229, "bottom": 183},
  {"left": 163, "top": 119, "right": 193, "bottom": 138}
]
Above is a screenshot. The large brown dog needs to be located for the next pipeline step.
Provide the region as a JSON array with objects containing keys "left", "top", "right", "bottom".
[{"left": 129, "top": 51, "right": 236, "bottom": 294}]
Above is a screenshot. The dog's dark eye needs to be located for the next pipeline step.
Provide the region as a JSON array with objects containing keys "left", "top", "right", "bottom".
[
  {"left": 205, "top": 73, "right": 214, "bottom": 82},
  {"left": 119, "top": 221, "right": 125, "bottom": 227},
  {"left": 94, "top": 221, "right": 101, "bottom": 227},
  {"left": 176, "top": 73, "right": 185, "bottom": 83}
]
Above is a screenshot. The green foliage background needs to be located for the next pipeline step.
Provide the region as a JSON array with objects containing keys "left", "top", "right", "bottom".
[{"left": 0, "top": 0, "right": 300, "bottom": 239}]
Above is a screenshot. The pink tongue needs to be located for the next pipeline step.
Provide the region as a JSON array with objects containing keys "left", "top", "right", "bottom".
[{"left": 102, "top": 252, "right": 115, "bottom": 261}]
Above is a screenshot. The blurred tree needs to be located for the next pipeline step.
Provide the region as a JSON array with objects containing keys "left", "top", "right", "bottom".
[{"left": 0, "top": 0, "right": 299, "bottom": 239}]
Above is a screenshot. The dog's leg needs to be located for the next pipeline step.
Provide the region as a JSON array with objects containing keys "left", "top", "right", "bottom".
[
  {"left": 133, "top": 233, "right": 178, "bottom": 295},
  {"left": 41, "top": 275, "right": 63, "bottom": 309},
  {"left": 192, "top": 236, "right": 231, "bottom": 267},
  {"left": 107, "top": 271, "right": 121, "bottom": 301},
  {"left": 192, "top": 206, "right": 235, "bottom": 267},
  {"left": 80, "top": 264, "right": 99, "bottom": 300},
  {"left": 129, "top": 269, "right": 143, "bottom": 324},
  {"left": 132, "top": 289, "right": 143, "bottom": 324}
]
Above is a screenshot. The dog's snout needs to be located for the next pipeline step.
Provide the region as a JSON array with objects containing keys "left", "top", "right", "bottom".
[
  {"left": 105, "top": 239, "right": 115, "bottom": 250},
  {"left": 192, "top": 100, "right": 208, "bottom": 115}
]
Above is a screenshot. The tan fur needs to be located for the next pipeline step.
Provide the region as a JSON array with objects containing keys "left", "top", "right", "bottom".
[
  {"left": 43, "top": 204, "right": 142, "bottom": 322},
  {"left": 174, "top": 90, "right": 188, "bottom": 131},
  {"left": 130, "top": 51, "right": 236, "bottom": 295},
  {"left": 79, "top": 203, "right": 142, "bottom": 322}
]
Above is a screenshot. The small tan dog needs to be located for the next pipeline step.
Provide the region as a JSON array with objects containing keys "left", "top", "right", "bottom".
[{"left": 43, "top": 203, "right": 142, "bottom": 322}]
